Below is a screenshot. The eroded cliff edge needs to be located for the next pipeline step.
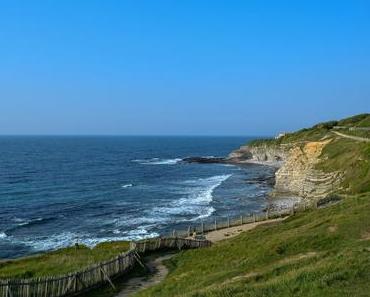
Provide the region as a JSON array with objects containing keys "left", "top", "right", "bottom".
[
  {"left": 229, "top": 114, "right": 370, "bottom": 201},
  {"left": 228, "top": 139, "right": 343, "bottom": 201}
]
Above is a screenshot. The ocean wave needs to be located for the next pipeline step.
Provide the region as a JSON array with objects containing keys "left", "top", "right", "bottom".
[
  {"left": 132, "top": 158, "right": 182, "bottom": 165},
  {"left": 114, "top": 216, "right": 167, "bottom": 228},
  {"left": 13, "top": 229, "right": 159, "bottom": 251},
  {"left": 13, "top": 217, "right": 55, "bottom": 228},
  {"left": 0, "top": 232, "right": 7, "bottom": 239},
  {"left": 151, "top": 174, "right": 231, "bottom": 220},
  {"left": 121, "top": 183, "right": 133, "bottom": 188}
]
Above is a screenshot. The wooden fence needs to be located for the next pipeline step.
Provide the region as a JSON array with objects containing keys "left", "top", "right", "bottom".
[
  {"left": 1, "top": 198, "right": 329, "bottom": 297},
  {"left": 167, "top": 200, "right": 316, "bottom": 238},
  {"left": 0, "top": 237, "right": 211, "bottom": 297}
]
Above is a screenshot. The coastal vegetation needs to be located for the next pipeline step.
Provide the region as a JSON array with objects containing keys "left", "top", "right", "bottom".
[
  {"left": 317, "top": 137, "right": 370, "bottom": 194},
  {"left": 0, "top": 241, "right": 129, "bottom": 278},
  {"left": 248, "top": 113, "right": 370, "bottom": 146},
  {"left": 131, "top": 114, "right": 370, "bottom": 296},
  {"left": 134, "top": 193, "right": 370, "bottom": 297}
]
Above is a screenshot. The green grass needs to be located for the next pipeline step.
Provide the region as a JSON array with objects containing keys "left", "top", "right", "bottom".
[
  {"left": 247, "top": 114, "right": 370, "bottom": 149},
  {"left": 0, "top": 241, "right": 130, "bottom": 278},
  {"left": 337, "top": 113, "right": 370, "bottom": 127},
  {"left": 339, "top": 129, "right": 370, "bottom": 139},
  {"left": 248, "top": 126, "right": 333, "bottom": 148},
  {"left": 134, "top": 193, "right": 370, "bottom": 297},
  {"left": 317, "top": 137, "right": 370, "bottom": 194}
]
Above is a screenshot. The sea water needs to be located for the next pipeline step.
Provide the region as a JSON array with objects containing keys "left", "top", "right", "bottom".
[{"left": 0, "top": 136, "right": 274, "bottom": 258}]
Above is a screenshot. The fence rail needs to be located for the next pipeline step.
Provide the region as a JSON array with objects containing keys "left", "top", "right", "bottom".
[
  {"left": 167, "top": 200, "right": 318, "bottom": 238},
  {"left": 0, "top": 237, "right": 211, "bottom": 297}
]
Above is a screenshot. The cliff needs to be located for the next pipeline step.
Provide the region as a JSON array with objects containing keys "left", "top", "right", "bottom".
[
  {"left": 228, "top": 143, "right": 290, "bottom": 167},
  {"left": 272, "top": 140, "right": 343, "bottom": 199},
  {"left": 229, "top": 114, "right": 370, "bottom": 201}
]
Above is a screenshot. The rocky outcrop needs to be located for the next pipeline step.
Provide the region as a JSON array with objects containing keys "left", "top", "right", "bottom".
[
  {"left": 229, "top": 140, "right": 343, "bottom": 200},
  {"left": 182, "top": 157, "right": 225, "bottom": 163},
  {"left": 227, "top": 143, "right": 291, "bottom": 167}
]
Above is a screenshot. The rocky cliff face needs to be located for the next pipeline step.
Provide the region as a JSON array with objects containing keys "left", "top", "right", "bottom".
[
  {"left": 229, "top": 140, "right": 342, "bottom": 200},
  {"left": 272, "top": 140, "right": 342, "bottom": 199},
  {"left": 228, "top": 143, "right": 291, "bottom": 166}
]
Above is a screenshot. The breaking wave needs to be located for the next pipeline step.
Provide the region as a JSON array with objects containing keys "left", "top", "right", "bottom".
[
  {"left": 132, "top": 158, "right": 182, "bottom": 165},
  {"left": 151, "top": 174, "right": 232, "bottom": 220},
  {"left": 10, "top": 229, "right": 159, "bottom": 252}
]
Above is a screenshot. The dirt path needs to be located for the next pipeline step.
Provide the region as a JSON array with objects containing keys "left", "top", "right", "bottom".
[
  {"left": 205, "top": 217, "right": 287, "bottom": 242},
  {"left": 115, "top": 218, "right": 286, "bottom": 296},
  {"left": 333, "top": 131, "right": 370, "bottom": 142},
  {"left": 115, "top": 253, "right": 175, "bottom": 297}
]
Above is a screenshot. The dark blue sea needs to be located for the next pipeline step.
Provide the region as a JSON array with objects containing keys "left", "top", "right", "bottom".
[{"left": 0, "top": 136, "right": 274, "bottom": 259}]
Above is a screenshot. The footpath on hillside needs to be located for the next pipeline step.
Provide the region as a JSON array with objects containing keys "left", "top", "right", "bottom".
[
  {"left": 205, "top": 217, "right": 287, "bottom": 242},
  {"left": 114, "top": 217, "right": 287, "bottom": 296},
  {"left": 115, "top": 253, "right": 175, "bottom": 297},
  {"left": 333, "top": 131, "right": 370, "bottom": 142}
]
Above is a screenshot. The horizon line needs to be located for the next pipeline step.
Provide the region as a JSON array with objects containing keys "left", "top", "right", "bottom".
[{"left": 0, "top": 134, "right": 273, "bottom": 138}]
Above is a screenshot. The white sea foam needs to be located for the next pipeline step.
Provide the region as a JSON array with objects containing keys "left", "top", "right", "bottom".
[
  {"left": 115, "top": 216, "right": 167, "bottom": 227},
  {"left": 0, "top": 232, "right": 7, "bottom": 239},
  {"left": 17, "top": 217, "right": 44, "bottom": 226},
  {"left": 132, "top": 158, "right": 182, "bottom": 165},
  {"left": 151, "top": 174, "right": 232, "bottom": 220},
  {"left": 15, "top": 229, "right": 159, "bottom": 251},
  {"left": 121, "top": 184, "right": 133, "bottom": 188}
]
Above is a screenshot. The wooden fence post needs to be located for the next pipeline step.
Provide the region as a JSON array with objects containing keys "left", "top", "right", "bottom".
[
  {"left": 240, "top": 215, "right": 243, "bottom": 225},
  {"left": 5, "top": 280, "right": 13, "bottom": 297},
  {"left": 100, "top": 266, "right": 116, "bottom": 291},
  {"left": 187, "top": 226, "right": 191, "bottom": 237},
  {"left": 253, "top": 213, "right": 256, "bottom": 223},
  {"left": 201, "top": 220, "right": 204, "bottom": 234},
  {"left": 266, "top": 208, "right": 269, "bottom": 220},
  {"left": 214, "top": 218, "right": 217, "bottom": 230}
]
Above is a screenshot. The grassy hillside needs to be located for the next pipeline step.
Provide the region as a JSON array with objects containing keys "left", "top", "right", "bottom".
[
  {"left": 248, "top": 113, "right": 370, "bottom": 147},
  {"left": 317, "top": 137, "right": 370, "bottom": 194},
  {"left": 133, "top": 114, "right": 370, "bottom": 297},
  {"left": 0, "top": 241, "right": 129, "bottom": 278},
  {"left": 135, "top": 194, "right": 370, "bottom": 297},
  {"left": 337, "top": 113, "right": 370, "bottom": 127}
]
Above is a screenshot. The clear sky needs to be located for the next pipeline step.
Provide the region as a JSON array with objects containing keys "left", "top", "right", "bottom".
[{"left": 1, "top": 1, "right": 369, "bottom": 136}]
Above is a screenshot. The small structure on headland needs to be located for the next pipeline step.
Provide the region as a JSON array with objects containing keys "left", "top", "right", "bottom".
[{"left": 275, "top": 132, "right": 286, "bottom": 139}]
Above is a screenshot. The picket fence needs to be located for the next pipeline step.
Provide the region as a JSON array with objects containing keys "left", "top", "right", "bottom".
[{"left": 0, "top": 237, "right": 211, "bottom": 297}]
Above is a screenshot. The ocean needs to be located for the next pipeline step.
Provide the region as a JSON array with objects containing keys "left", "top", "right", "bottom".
[{"left": 0, "top": 136, "right": 275, "bottom": 259}]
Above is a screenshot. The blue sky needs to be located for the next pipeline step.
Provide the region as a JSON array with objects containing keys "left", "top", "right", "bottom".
[{"left": 1, "top": 1, "right": 369, "bottom": 135}]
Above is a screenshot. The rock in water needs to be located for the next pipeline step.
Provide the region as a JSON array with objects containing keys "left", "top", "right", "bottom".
[{"left": 182, "top": 157, "right": 226, "bottom": 164}]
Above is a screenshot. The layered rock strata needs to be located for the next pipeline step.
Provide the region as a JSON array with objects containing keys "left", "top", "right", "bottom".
[{"left": 229, "top": 140, "right": 342, "bottom": 200}]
